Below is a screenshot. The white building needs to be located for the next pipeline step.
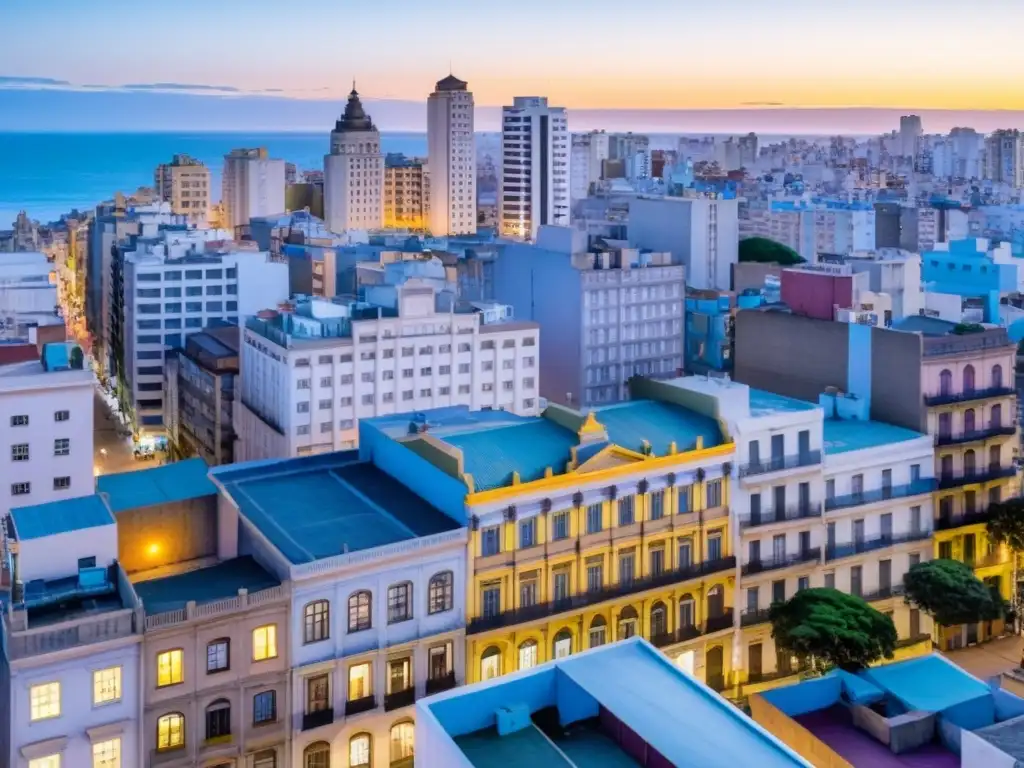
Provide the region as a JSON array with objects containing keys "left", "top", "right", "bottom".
[
  {"left": 569, "top": 131, "right": 609, "bottom": 206},
  {"left": 629, "top": 196, "right": 740, "bottom": 291},
  {"left": 213, "top": 451, "right": 468, "bottom": 768},
  {"left": 118, "top": 229, "right": 288, "bottom": 435},
  {"left": 899, "top": 115, "right": 923, "bottom": 159},
  {"left": 4, "top": 495, "right": 143, "bottom": 768},
  {"left": 985, "top": 130, "right": 1024, "bottom": 188},
  {"left": 427, "top": 75, "right": 476, "bottom": 236},
  {"left": 0, "top": 343, "right": 94, "bottom": 517},
  {"left": 222, "top": 148, "right": 286, "bottom": 232},
  {"left": 0, "top": 252, "right": 56, "bottom": 321},
  {"left": 499, "top": 97, "right": 569, "bottom": 241},
  {"left": 324, "top": 88, "right": 384, "bottom": 233},
  {"left": 234, "top": 281, "right": 541, "bottom": 462}
]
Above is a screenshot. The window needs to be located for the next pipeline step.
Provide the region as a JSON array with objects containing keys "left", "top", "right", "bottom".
[
  {"left": 619, "top": 550, "right": 635, "bottom": 585},
  {"left": 617, "top": 606, "right": 639, "bottom": 640},
  {"left": 349, "top": 662, "right": 371, "bottom": 700},
  {"left": 53, "top": 476, "right": 71, "bottom": 491},
  {"left": 481, "top": 525, "right": 501, "bottom": 555},
  {"left": 553, "top": 628, "right": 572, "bottom": 659},
  {"left": 306, "top": 674, "right": 330, "bottom": 715},
  {"left": 706, "top": 478, "right": 723, "bottom": 507},
  {"left": 157, "top": 712, "right": 185, "bottom": 750},
  {"left": 304, "top": 742, "right": 330, "bottom": 768},
  {"left": 93, "top": 666, "right": 121, "bottom": 705},
  {"left": 253, "top": 750, "right": 276, "bottom": 768},
  {"left": 428, "top": 571, "right": 453, "bottom": 614},
  {"left": 54, "top": 438, "right": 69, "bottom": 456},
  {"left": 520, "top": 517, "right": 536, "bottom": 547},
  {"left": 586, "top": 503, "right": 603, "bottom": 534},
  {"left": 10, "top": 414, "right": 28, "bottom": 426},
  {"left": 253, "top": 690, "right": 276, "bottom": 724},
  {"left": 205, "top": 699, "right": 231, "bottom": 740},
  {"left": 589, "top": 616, "right": 608, "bottom": 647},
  {"left": 618, "top": 496, "right": 634, "bottom": 526},
  {"left": 650, "top": 490, "right": 665, "bottom": 520},
  {"left": 92, "top": 737, "right": 121, "bottom": 768},
  {"left": 12, "top": 443, "right": 29, "bottom": 461},
  {"left": 552, "top": 509, "right": 569, "bottom": 539},
  {"left": 518, "top": 639, "right": 538, "bottom": 670},
  {"left": 206, "top": 639, "right": 229, "bottom": 673},
  {"left": 304, "top": 600, "right": 330, "bottom": 644},
  {"left": 388, "top": 582, "right": 412, "bottom": 623},
  {"left": 388, "top": 657, "right": 411, "bottom": 694},
  {"left": 481, "top": 646, "right": 502, "bottom": 680},
  {"left": 390, "top": 721, "right": 415, "bottom": 764},
  {"left": 482, "top": 583, "right": 501, "bottom": 618},
  {"left": 650, "top": 546, "right": 665, "bottom": 576},
  {"left": 30, "top": 681, "right": 60, "bottom": 720},
  {"left": 348, "top": 590, "right": 372, "bottom": 632},
  {"left": 350, "top": 733, "right": 372, "bottom": 767},
  {"left": 429, "top": 644, "right": 452, "bottom": 680},
  {"left": 157, "top": 649, "right": 184, "bottom": 687},
  {"left": 252, "top": 625, "right": 278, "bottom": 661}
]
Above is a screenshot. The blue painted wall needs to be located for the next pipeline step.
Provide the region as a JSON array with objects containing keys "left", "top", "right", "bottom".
[
  {"left": 847, "top": 323, "right": 873, "bottom": 412},
  {"left": 992, "top": 688, "right": 1024, "bottom": 721},
  {"left": 556, "top": 672, "right": 599, "bottom": 727},
  {"left": 941, "top": 694, "right": 995, "bottom": 731},
  {"left": 761, "top": 676, "right": 842, "bottom": 717},
  {"left": 428, "top": 669, "right": 558, "bottom": 737}
]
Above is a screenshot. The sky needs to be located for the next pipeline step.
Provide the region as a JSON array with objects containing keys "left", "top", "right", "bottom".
[{"left": 2, "top": 0, "right": 1024, "bottom": 132}]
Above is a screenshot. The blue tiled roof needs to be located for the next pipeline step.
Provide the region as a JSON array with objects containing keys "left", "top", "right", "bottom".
[
  {"left": 133, "top": 556, "right": 281, "bottom": 613},
  {"left": 594, "top": 400, "right": 724, "bottom": 455},
  {"left": 97, "top": 457, "right": 217, "bottom": 512},
  {"left": 823, "top": 419, "right": 927, "bottom": 454},
  {"left": 11, "top": 494, "right": 115, "bottom": 540}
]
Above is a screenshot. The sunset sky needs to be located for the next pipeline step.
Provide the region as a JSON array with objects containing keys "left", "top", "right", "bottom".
[{"left": 3, "top": 0, "right": 1024, "bottom": 111}]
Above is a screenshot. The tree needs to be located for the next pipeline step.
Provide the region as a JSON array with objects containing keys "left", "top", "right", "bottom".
[
  {"left": 738, "top": 236, "right": 805, "bottom": 266},
  {"left": 903, "top": 559, "right": 1002, "bottom": 627},
  {"left": 987, "top": 499, "right": 1024, "bottom": 621},
  {"left": 769, "top": 588, "right": 897, "bottom": 672}
]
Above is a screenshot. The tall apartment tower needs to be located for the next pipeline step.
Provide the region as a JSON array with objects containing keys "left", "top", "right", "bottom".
[
  {"left": 154, "top": 154, "right": 210, "bottom": 226},
  {"left": 427, "top": 74, "right": 477, "bottom": 236},
  {"left": 500, "top": 96, "right": 569, "bottom": 241},
  {"left": 899, "top": 115, "right": 923, "bottom": 159},
  {"left": 324, "top": 87, "right": 384, "bottom": 233},
  {"left": 985, "top": 129, "right": 1024, "bottom": 187},
  {"left": 221, "top": 147, "right": 286, "bottom": 232}
]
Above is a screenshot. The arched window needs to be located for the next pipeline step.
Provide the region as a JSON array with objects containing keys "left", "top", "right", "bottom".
[
  {"left": 303, "top": 740, "right": 331, "bottom": 768},
  {"left": 993, "top": 364, "right": 1004, "bottom": 389},
  {"left": 588, "top": 615, "right": 607, "bottom": 648},
  {"left": 964, "top": 449, "right": 977, "bottom": 476},
  {"left": 964, "top": 408, "right": 976, "bottom": 434},
  {"left": 518, "top": 639, "right": 538, "bottom": 670},
  {"left": 552, "top": 628, "right": 572, "bottom": 659},
  {"left": 303, "top": 599, "right": 330, "bottom": 644},
  {"left": 679, "top": 594, "right": 696, "bottom": 628},
  {"left": 617, "top": 606, "right": 639, "bottom": 640},
  {"left": 939, "top": 369, "right": 953, "bottom": 396},
  {"left": 205, "top": 698, "right": 231, "bottom": 740},
  {"left": 963, "top": 364, "right": 976, "bottom": 394},
  {"left": 707, "top": 585, "right": 725, "bottom": 618},
  {"left": 991, "top": 404, "right": 1003, "bottom": 429},
  {"left": 157, "top": 712, "right": 185, "bottom": 751},
  {"left": 253, "top": 749, "right": 277, "bottom": 768},
  {"left": 428, "top": 571, "right": 453, "bottom": 615},
  {"left": 349, "top": 733, "right": 372, "bottom": 768},
  {"left": 387, "top": 581, "right": 413, "bottom": 624},
  {"left": 650, "top": 601, "right": 667, "bottom": 639},
  {"left": 390, "top": 721, "right": 415, "bottom": 763},
  {"left": 348, "top": 591, "right": 371, "bottom": 633},
  {"left": 481, "top": 646, "right": 502, "bottom": 680}
]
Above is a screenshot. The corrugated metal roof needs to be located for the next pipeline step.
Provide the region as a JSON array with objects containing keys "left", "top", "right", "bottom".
[
  {"left": 11, "top": 494, "right": 115, "bottom": 540},
  {"left": 97, "top": 457, "right": 217, "bottom": 512}
]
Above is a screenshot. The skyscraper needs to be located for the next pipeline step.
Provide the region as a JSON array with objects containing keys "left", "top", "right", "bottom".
[
  {"left": 427, "top": 74, "right": 476, "bottom": 236},
  {"left": 899, "top": 115, "right": 923, "bottom": 159},
  {"left": 221, "top": 148, "right": 286, "bottom": 232},
  {"left": 154, "top": 154, "right": 210, "bottom": 226},
  {"left": 323, "top": 87, "right": 384, "bottom": 233},
  {"left": 500, "top": 97, "right": 569, "bottom": 241},
  {"left": 985, "top": 129, "right": 1024, "bottom": 187}
]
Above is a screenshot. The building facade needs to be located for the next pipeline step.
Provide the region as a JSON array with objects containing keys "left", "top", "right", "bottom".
[
  {"left": 324, "top": 89, "right": 384, "bottom": 233},
  {"left": 427, "top": 75, "right": 476, "bottom": 236},
  {"left": 154, "top": 155, "right": 211, "bottom": 227},
  {"left": 569, "top": 131, "right": 609, "bottom": 207},
  {"left": 383, "top": 155, "right": 428, "bottom": 230},
  {"left": 222, "top": 149, "right": 287, "bottom": 233},
  {"left": 985, "top": 129, "right": 1024, "bottom": 187}
]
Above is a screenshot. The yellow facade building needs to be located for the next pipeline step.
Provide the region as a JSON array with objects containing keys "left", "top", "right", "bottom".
[{"left": 384, "top": 155, "right": 429, "bottom": 230}]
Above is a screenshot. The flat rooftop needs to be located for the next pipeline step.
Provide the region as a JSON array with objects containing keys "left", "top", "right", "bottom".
[
  {"left": 972, "top": 714, "right": 1024, "bottom": 762},
  {"left": 97, "top": 457, "right": 217, "bottom": 512},
  {"left": 132, "top": 556, "right": 280, "bottom": 613},
  {"left": 823, "top": 419, "right": 928, "bottom": 455},
  {"left": 11, "top": 494, "right": 115, "bottom": 540},
  {"left": 214, "top": 452, "right": 461, "bottom": 565},
  {"left": 749, "top": 388, "right": 819, "bottom": 417}
]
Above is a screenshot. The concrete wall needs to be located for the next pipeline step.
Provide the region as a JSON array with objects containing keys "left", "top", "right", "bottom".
[
  {"left": 961, "top": 729, "right": 1016, "bottom": 768},
  {"left": 780, "top": 271, "right": 854, "bottom": 322},
  {"left": 749, "top": 693, "right": 853, "bottom": 768},
  {"left": 851, "top": 706, "right": 938, "bottom": 754},
  {"left": 116, "top": 496, "right": 218, "bottom": 574},
  {"left": 869, "top": 326, "right": 925, "bottom": 431}
]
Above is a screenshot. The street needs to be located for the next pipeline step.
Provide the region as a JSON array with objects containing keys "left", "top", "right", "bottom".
[
  {"left": 92, "top": 388, "right": 152, "bottom": 476},
  {"left": 943, "top": 635, "right": 1024, "bottom": 694}
]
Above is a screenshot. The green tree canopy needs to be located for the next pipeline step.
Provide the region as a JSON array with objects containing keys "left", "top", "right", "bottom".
[
  {"left": 903, "top": 559, "right": 1002, "bottom": 626},
  {"left": 769, "top": 588, "right": 897, "bottom": 672},
  {"left": 738, "top": 236, "right": 805, "bottom": 266},
  {"left": 987, "top": 499, "right": 1024, "bottom": 553}
]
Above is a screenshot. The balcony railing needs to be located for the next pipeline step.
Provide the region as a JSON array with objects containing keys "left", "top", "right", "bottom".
[
  {"left": 935, "top": 507, "right": 997, "bottom": 531},
  {"left": 967, "top": 551, "right": 1011, "bottom": 569},
  {"left": 935, "top": 425, "right": 1017, "bottom": 447},
  {"left": 747, "top": 667, "right": 806, "bottom": 685},
  {"left": 425, "top": 672, "right": 457, "bottom": 696},
  {"left": 895, "top": 632, "right": 933, "bottom": 649},
  {"left": 825, "top": 531, "right": 931, "bottom": 562},
  {"left": 739, "top": 451, "right": 822, "bottom": 479},
  {"left": 859, "top": 584, "right": 905, "bottom": 602},
  {"left": 467, "top": 556, "right": 737, "bottom": 634},
  {"left": 740, "top": 503, "right": 823, "bottom": 529},
  {"left": 302, "top": 707, "right": 334, "bottom": 731},
  {"left": 938, "top": 464, "right": 1017, "bottom": 490},
  {"left": 384, "top": 687, "right": 416, "bottom": 712},
  {"left": 825, "top": 480, "right": 937, "bottom": 512},
  {"left": 924, "top": 386, "right": 1015, "bottom": 406},
  {"left": 344, "top": 695, "right": 377, "bottom": 716},
  {"left": 704, "top": 609, "right": 735, "bottom": 634},
  {"left": 742, "top": 547, "right": 821, "bottom": 576},
  {"left": 740, "top": 607, "right": 773, "bottom": 627}
]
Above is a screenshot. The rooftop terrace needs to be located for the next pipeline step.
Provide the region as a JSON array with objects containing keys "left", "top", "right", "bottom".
[
  {"left": 97, "top": 457, "right": 217, "bottom": 512},
  {"left": 749, "top": 388, "right": 820, "bottom": 417},
  {"left": 132, "top": 556, "right": 281, "bottom": 613},
  {"left": 823, "top": 419, "right": 929, "bottom": 455}
]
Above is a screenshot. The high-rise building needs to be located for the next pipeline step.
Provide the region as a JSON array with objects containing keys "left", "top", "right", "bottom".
[
  {"left": 570, "top": 131, "right": 609, "bottom": 204},
  {"left": 221, "top": 148, "right": 287, "bottom": 232},
  {"left": 985, "top": 129, "right": 1024, "bottom": 187},
  {"left": 324, "top": 87, "right": 384, "bottom": 233},
  {"left": 899, "top": 115, "right": 923, "bottom": 159},
  {"left": 500, "top": 97, "right": 569, "bottom": 241},
  {"left": 154, "top": 154, "right": 211, "bottom": 226},
  {"left": 384, "top": 154, "right": 429, "bottom": 229},
  {"left": 427, "top": 74, "right": 476, "bottom": 236}
]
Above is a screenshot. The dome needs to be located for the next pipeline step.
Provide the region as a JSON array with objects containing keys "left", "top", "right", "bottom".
[{"left": 333, "top": 86, "right": 377, "bottom": 133}]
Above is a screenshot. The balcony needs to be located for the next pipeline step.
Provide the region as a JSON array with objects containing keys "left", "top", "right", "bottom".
[
  {"left": 739, "top": 451, "right": 822, "bottom": 480},
  {"left": 742, "top": 547, "right": 821, "bottom": 576},
  {"left": 924, "top": 386, "right": 1015, "bottom": 407},
  {"left": 740, "top": 607, "right": 773, "bottom": 627},
  {"left": 859, "top": 584, "right": 905, "bottom": 602},
  {"left": 704, "top": 609, "right": 735, "bottom": 634},
  {"left": 425, "top": 672, "right": 457, "bottom": 696},
  {"left": 467, "top": 556, "right": 737, "bottom": 634},
  {"left": 344, "top": 695, "right": 377, "bottom": 716},
  {"left": 384, "top": 687, "right": 416, "bottom": 711},
  {"left": 935, "top": 425, "right": 1017, "bottom": 447},
  {"left": 825, "top": 480, "right": 938, "bottom": 512},
  {"left": 747, "top": 667, "right": 805, "bottom": 685},
  {"left": 825, "top": 531, "right": 931, "bottom": 562},
  {"left": 302, "top": 708, "right": 334, "bottom": 731},
  {"left": 895, "top": 632, "right": 933, "bottom": 649},
  {"left": 938, "top": 464, "right": 1017, "bottom": 490},
  {"left": 935, "top": 507, "right": 997, "bottom": 531},
  {"left": 969, "top": 551, "right": 1011, "bottom": 570},
  {"left": 741, "top": 503, "right": 823, "bottom": 529}
]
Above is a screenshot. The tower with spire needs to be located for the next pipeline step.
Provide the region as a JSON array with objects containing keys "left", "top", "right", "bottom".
[
  {"left": 324, "top": 85, "right": 384, "bottom": 232},
  {"left": 427, "top": 73, "right": 477, "bottom": 236}
]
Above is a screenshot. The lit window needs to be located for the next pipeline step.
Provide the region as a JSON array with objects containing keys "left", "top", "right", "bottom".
[
  {"left": 157, "top": 712, "right": 185, "bottom": 750},
  {"left": 92, "top": 737, "right": 121, "bottom": 768},
  {"left": 28, "top": 757, "right": 60, "bottom": 768},
  {"left": 349, "top": 662, "right": 371, "bottom": 700},
  {"left": 390, "top": 721, "right": 415, "bottom": 763},
  {"left": 350, "top": 733, "right": 372, "bottom": 767},
  {"left": 253, "top": 625, "right": 278, "bottom": 661},
  {"left": 30, "top": 681, "right": 60, "bottom": 720},
  {"left": 156, "top": 649, "right": 184, "bottom": 687},
  {"left": 93, "top": 666, "right": 122, "bottom": 705}
]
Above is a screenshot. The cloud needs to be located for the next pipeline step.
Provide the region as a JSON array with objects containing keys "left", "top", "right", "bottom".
[
  {"left": 739, "top": 101, "right": 786, "bottom": 107},
  {"left": 121, "top": 82, "right": 240, "bottom": 92},
  {"left": 0, "top": 75, "right": 72, "bottom": 86}
]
